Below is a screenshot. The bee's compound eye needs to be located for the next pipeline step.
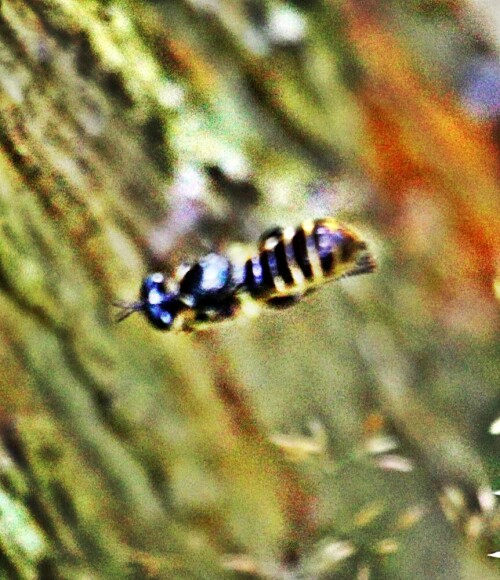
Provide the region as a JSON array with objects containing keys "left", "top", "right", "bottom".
[{"left": 144, "top": 292, "right": 182, "bottom": 330}]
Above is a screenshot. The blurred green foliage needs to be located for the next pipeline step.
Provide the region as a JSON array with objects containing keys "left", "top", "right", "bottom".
[{"left": 0, "top": 0, "right": 497, "bottom": 578}]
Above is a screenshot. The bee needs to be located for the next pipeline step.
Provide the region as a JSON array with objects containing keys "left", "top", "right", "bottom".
[{"left": 115, "top": 217, "right": 376, "bottom": 331}]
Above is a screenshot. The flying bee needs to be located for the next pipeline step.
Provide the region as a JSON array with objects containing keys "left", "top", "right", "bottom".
[{"left": 115, "top": 217, "right": 376, "bottom": 331}]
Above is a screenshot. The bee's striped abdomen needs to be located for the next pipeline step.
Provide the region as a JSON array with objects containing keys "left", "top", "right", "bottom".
[
  {"left": 243, "top": 218, "right": 374, "bottom": 303},
  {"left": 244, "top": 228, "right": 291, "bottom": 297},
  {"left": 244, "top": 254, "right": 270, "bottom": 296},
  {"left": 271, "top": 236, "right": 295, "bottom": 286},
  {"left": 313, "top": 222, "right": 336, "bottom": 275},
  {"left": 291, "top": 225, "right": 314, "bottom": 281}
]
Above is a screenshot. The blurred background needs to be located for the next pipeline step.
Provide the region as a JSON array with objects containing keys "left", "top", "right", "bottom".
[{"left": 0, "top": 0, "right": 498, "bottom": 578}]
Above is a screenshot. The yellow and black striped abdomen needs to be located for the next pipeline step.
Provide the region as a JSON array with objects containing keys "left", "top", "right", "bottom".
[
  {"left": 242, "top": 217, "right": 375, "bottom": 303},
  {"left": 115, "top": 215, "right": 376, "bottom": 330}
]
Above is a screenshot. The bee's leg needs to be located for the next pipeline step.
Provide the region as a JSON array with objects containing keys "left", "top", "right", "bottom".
[{"left": 264, "top": 295, "right": 302, "bottom": 309}]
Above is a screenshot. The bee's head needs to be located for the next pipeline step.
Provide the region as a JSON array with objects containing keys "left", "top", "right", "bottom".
[{"left": 114, "top": 273, "right": 184, "bottom": 330}]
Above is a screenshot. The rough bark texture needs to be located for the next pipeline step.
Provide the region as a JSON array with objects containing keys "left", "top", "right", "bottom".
[{"left": 0, "top": 1, "right": 498, "bottom": 578}]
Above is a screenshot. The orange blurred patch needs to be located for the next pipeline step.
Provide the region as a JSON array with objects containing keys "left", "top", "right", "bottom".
[{"left": 343, "top": 1, "right": 499, "bottom": 333}]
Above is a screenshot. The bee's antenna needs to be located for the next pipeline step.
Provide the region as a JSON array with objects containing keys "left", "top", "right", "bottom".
[{"left": 112, "top": 300, "right": 145, "bottom": 323}]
